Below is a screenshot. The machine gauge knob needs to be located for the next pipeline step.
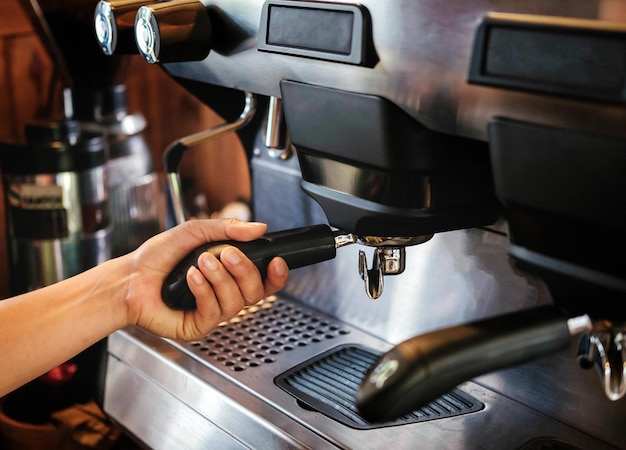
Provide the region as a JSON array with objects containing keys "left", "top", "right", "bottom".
[
  {"left": 134, "top": 0, "right": 212, "bottom": 64},
  {"left": 94, "top": 0, "right": 159, "bottom": 55}
]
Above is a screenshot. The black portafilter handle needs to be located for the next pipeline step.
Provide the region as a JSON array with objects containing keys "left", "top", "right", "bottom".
[
  {"left": 356, "top": 306, "right": 574, "bottom": 423},
  {"left": 162, "top": 224, "right": 337, "bottom": 310}
]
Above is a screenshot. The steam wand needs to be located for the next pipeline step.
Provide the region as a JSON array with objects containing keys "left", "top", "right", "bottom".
[
  {"left": 356, "top": 307, "right": 593, "bottom": 423},
  {"left": 163, "top": 91, "right": 257, "bottom": 225},
  {"left": 577, "top": 321, "right": 626, "bottom": 401}
]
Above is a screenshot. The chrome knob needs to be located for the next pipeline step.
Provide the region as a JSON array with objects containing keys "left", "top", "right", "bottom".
[
  {"left": 94, "top": 1, "right": 115, "bottom": 54},
  {"left": 94, "top": 0, "right": 158, "bottom": 55},
  {"left": 134, "top": 0, "right": 212, "bottom": 64}
]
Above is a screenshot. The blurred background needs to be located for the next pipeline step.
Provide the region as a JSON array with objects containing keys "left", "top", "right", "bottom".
[{"left": 0, "top": 0, "right": 251, "bottom": 300}]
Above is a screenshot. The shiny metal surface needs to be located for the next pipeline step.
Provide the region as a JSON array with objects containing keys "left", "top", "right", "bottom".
[
  {"left": 94, "top": 0, "right": 116, "bottom": 55},
  {"left": 332, "top": 231, "right": 357, "bottom": 249},
  {"left": 102, "top": 0, "right": 626, "bottom": 447},
  {"left": 108, "top": 172, "right": 164, "bottom": 255},
  {"left": 164, "top": 91, "right": 256, "bottom": 224},
  {"left": 253, "top": 148, "right": 626, "bottom": 446},
  {"left": 9, "top": 227, "right": 111, "bottom": 292},
  {"left": 358, "top": 246, "right": 408, "bottom": 299},
  {"left": 297, "top": 154, "right": 433, "bottom": 208},
  {"left": 105, "top": 151, "right": 626, "bottom": 448},
  {"left": 106, "top": 314, "right": 618, "bottom": 449},
  {"left": 259, "top": 147, "right": 549, "bottom": 339},
  {"left": 82, "top": 105, "right": 161, "bottom": 257},
  {"left": 94, "top": 0, "right": 157, "bottom": 55},
  {"left": 164, "top": 0, "right": 626, "bottom": 142},
  {"left": 577, "top": 323, "right": 626, "bottom": 401},
  {"left": 106, "top": 328, "right": 331, "bottom": 449},
  {"left": 264, "top": 97, "right": 291, "bottom": 159},
  {"left": 286, "top": 228, "right": 550, "bottom": 343},
  {"left": 3, "top": 166, "right": 111, "bottom": 293},
  {"left": 135, "top": 0, "right": 212, "bottom": 64}
]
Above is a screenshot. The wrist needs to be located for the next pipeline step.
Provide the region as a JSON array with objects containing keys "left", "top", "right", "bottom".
[{"left": 82, "top": 254, "right": 134, "bottom": 333}]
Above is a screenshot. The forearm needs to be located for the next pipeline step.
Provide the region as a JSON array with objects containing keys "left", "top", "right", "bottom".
[
  {"left": 0, "top": 254, "right": 132, "bottom": 397},
  {"left": 0, "top": 219, "right": 290, "bottom": 398}
]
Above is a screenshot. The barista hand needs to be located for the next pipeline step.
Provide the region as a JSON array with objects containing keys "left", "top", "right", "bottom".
[
  {"left": 0, "top": 219, "right": 289, "bottom": 397},
  {"left": 125, "top": 219, "right": 289, "bottom": 340}
]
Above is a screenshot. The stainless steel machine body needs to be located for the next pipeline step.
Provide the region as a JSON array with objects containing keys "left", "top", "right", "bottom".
[
  {"left": 105, "top": 148, "right": 626, "bottom": 449},
  {"left": 101, "top": 0, "right": 626, "bottom": 448}
]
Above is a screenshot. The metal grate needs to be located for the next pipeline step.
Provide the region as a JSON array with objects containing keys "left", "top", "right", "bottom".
[
  {"left": 275, "top": 345, "right": 484, "bottom": 429},
  {"left": 183, "top": 296, "right": 351, "bottom": 372}
]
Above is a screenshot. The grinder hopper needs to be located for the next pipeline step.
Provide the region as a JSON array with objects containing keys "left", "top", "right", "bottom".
[{"left": 16, "top": 0, "right": 160, "bottom": 260}]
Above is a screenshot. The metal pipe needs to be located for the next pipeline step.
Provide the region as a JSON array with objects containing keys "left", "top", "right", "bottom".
[
  {"left": 163, "top": 91, "right": 256, "bottom": 225},
  {"left": 264, "top": 96, "right": 291, "bottom": 159}
]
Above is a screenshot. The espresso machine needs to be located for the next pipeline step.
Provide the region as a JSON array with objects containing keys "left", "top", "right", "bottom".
[{"left": 96, "top": 1, "right": 625, "bottom": 448}]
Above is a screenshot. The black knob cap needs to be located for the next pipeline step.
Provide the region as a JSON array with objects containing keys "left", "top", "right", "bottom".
[
  {"left": 134, "top": 0, "right": 212, "bottom": 64},
  {"left": 94, "top": 0, "right": 159, "bottom": 55}
]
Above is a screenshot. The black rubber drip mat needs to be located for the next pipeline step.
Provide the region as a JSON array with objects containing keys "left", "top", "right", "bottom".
[{"left": 275, "top": 344, "right": 483, "bottom": 429}]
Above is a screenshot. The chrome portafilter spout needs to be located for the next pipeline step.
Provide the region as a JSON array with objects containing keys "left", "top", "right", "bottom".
[
  {"left": 577, "top": 320, "right": 626, "bottom": 401},
  {"left": 357, "top": 235, "right": 433, "bottom": 299}
]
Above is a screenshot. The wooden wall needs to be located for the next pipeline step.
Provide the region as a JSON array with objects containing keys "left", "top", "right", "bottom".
[{"left": 0, "top": 0, "right": 249, "bottom": 299}]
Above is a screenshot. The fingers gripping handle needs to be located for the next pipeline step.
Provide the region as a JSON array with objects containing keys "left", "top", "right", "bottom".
[{"left": 161, "top": 225, "right": 337, "bottom": 310}]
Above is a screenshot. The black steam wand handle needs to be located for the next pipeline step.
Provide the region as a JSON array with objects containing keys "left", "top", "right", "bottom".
[
  {"left": 356, "top": 306, "right": 576, "bottom": 423},
  {"left": 162, "top": 224, "right": 337, "bottom": 310}
]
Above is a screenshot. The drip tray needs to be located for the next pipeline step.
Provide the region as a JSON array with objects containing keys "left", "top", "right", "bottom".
[
  {"left": 275, "top": 344, "right": 483, "bottom": 430},
  {"left": 174, "top": 298, "right": 481, "bottom": 431},
  {"left": 181, "top": 297, "right": 353, "bottom": 371}
]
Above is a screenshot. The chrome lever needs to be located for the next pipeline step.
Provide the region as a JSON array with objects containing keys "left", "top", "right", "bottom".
[{"left": 577, "top": 325, "right": 626, "bottom": 401}]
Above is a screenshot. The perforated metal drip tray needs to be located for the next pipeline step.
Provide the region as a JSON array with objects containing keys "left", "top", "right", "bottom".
[
  {"left": 275, "top": 344, "right": 483, "bottom": 430},
  {"left": 175, "top": 297, "right": 483, "bottom": 431},
  {"left": 181, "top": 296, "right": 352, "bottom": 371}
]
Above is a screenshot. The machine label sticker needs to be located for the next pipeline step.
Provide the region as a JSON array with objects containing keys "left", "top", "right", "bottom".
[{"left": 8, "top": 184, "right": 64, "bottom": 210}]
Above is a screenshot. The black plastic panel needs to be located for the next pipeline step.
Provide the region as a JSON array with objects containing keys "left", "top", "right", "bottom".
[
  {"left": 488, "top": 117, "right": 626, "bottom": 316},
  {"left": 280, "top": 80, "right": 502, "bottom": 236},
  {"left": 488, "top": 117, "right": 626, "bottom": 230},
  {"left": 258, "top": 0, "right": 377, "bottom": 66},
  {"left": 469, "top": 13, "right": 626, "bottom": 103},
  {"left": 267, "top": 7, "right": 353, "bottom": 54},
  {"left": 275, "top": 345, "right": 483, "bottom": 429}
]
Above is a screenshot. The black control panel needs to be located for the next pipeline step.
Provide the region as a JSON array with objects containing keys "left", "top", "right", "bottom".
[
  {"left": 257, "top": 0, "right": 377, "bottom": 66},
  {"left": 469, "top": 13, "right": 626, "bottom": 104}
]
